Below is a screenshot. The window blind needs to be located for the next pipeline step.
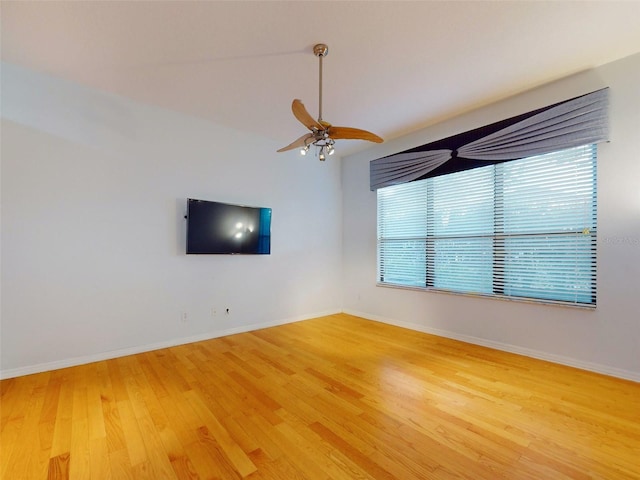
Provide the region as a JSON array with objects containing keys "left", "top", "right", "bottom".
[
  {"left": 377, "top": 180, "right": 428, "bottom": 287},
  {"left": 428, "top": 166, "right": 495, "bottom": 294},
  {"left": 377, "top": 144, "right": 597, "bottom": 306}
]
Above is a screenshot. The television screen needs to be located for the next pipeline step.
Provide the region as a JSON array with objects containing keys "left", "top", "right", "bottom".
[{"left": 186, "top": 199, "right": 271, "bottom": 254}]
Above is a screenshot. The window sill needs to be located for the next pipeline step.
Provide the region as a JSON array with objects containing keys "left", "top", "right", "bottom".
[{"left": 376, "top": 282, "right": 597, "bottom": 310}]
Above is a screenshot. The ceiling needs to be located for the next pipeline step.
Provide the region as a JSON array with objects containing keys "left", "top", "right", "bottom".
[{"left": 2, "top": 1, "right": 640, "bottom": 156}]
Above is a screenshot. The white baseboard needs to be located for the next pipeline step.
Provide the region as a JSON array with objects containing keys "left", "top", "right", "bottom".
[
  {"left": 0, "top": 309, "right": 341, "bottom": 380},
  {"left": 4, "top": 308, "right": 638, "bottom": 383},
  {"left": 342, "top": 309, "right": 640, "bottom": 383}
]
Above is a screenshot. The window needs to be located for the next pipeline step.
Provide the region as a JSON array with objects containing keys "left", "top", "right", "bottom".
[{"left": 377, "top": 144, "right": 597, "bottom": 306}]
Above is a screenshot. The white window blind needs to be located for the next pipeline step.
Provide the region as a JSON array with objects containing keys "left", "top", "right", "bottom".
[
  {"left": 377, "top": 180, "right": 428, "bottom": 287},
  {"left": 377, "top": 144, "right": 597, "bottom": 306}
]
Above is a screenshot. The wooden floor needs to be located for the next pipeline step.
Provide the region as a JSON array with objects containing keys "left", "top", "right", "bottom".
[{"left": 1, "top": 314, "right": 639, "bottom": 479}]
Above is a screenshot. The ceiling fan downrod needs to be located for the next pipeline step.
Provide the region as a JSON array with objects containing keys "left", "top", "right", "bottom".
[{"left": 313, "top": 44, "right": 328, "bottom": 123}]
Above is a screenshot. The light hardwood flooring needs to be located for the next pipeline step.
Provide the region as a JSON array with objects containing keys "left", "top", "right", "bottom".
[{"left": 1, "top": 313, "right": 639, "bottom": 479}]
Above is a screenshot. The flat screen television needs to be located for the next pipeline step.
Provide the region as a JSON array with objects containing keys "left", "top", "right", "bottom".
[{"left": 186, "top": 198, "right": 272, "bottom": 254}]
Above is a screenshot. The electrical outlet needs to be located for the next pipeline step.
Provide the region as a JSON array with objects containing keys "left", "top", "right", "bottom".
[{"left": 181, "top": 312, "right": 188, "bottom": 323}]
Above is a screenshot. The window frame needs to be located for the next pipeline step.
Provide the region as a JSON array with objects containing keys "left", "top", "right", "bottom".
[{"left": 376, "top": 144, "right": 598, "bottom": 308}]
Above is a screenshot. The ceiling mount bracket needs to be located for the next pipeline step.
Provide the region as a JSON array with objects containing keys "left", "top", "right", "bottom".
[{"left": 313, "top": 44, "right": 328, "bottom": 57}]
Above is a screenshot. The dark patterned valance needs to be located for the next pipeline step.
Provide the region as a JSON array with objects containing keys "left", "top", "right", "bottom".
[{"left": 370, "top": 88, "right": 609, "bottom": 190}]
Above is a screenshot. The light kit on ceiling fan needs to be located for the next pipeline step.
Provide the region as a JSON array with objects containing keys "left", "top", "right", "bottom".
[{"left": 277, "top": 43, "right": 383, "bottom": 160}]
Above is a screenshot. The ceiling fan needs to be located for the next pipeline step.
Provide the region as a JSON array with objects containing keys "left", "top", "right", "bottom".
[{"left": 277, "top": 44, "right": 383, "bottom": 160}]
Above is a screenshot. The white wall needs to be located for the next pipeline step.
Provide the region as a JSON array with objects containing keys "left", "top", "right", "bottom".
[
  {"left": 3, "top": 54, "right": 639, "bottom": 382},
  {"left": 342, "top": 53, "right": 640, "bottom": 381},
  {"left": 1, "top": 63, "right": 343, "bottom": 378}
]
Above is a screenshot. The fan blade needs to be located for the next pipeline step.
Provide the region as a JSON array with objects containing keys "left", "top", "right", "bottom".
[
  {"left": 329, "top": 126, "right": 383, "bottom": 143},
  {"left": 277, "top": 133, "right": 314, "bottom": 152},
  {"left": 292, "top": 99, "right": 323, "bottom": 131}
]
